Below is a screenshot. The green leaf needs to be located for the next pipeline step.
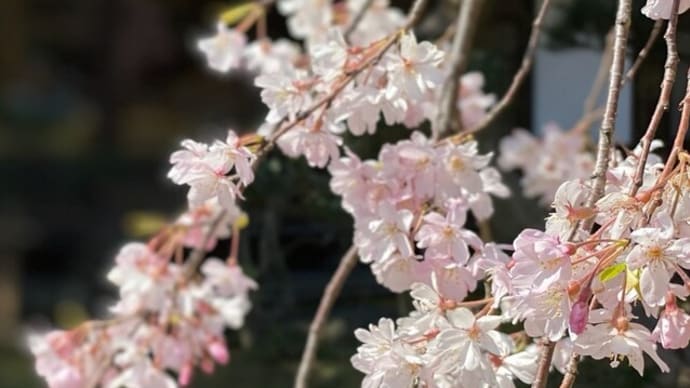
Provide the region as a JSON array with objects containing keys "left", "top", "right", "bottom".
[
  {"left": 626, "top": 268, "right": 641, "bottom": 295},
  {"left": 599, "top": 262, "right": 626, "bottom": 283},
  {"left": 219, "top": 3, "right": 257, "bottom": 25}
]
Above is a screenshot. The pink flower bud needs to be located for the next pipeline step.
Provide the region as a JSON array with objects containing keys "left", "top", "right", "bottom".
[
  {"left": 569, "top": 300, "right": 588, "bottom": 334},
  {"left": 208, "top": 340, "right": 229, "bottom": 364},
  {"left": 178, "top": 363, "right": 193, "bottom": 386}
]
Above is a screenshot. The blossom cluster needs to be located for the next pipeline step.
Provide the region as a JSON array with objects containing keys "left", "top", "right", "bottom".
[
  {"left": 501, "top": 139, "right": 690, "bottom": 375},
  {"left": 168, "top": 130, "right": 257, "bottom": 208},
  {"left": 352, "top": 140, "right": 690, "bottom": 384},
  {"left": 29, "top": 131, "right": 258, "bottom": 387},
  {"left": 198, "top": 0, "right": 405, "bottom": 75},
  {"left": 30, "top": 233, "right": 256, "bottom": 388},
  {"left": 498, "top": 122, "right": 594, "bottom": 205},
  {"left": 198, "top": 1, "right": 496, "bottom": 169},
  {"left": 330, "top": 133, "right": 509, "bottom": 294},
  {"left": 352, "top": 280, "right": 541, "bottom": 387}
]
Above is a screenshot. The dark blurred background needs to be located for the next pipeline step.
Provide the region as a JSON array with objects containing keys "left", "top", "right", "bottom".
[{"left": 1, "top": 0, "right": 690, "bottom": 387}]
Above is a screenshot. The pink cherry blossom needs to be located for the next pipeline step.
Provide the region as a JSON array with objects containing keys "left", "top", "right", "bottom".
[
  {"left": 653, "top": 298, "right": 690, "bottom": 349},
  {"left": 510, "top": 229, "right": 571, "bottom": 288},
  {"left": 626, "top": 215, "right": 690, "bottom": 306},
  {"left": 276, "top": 117, "right": 342, "bottom": 168},
  {"left": 575, "top": 310, "right": 669, "bottom": 375},
  {"left": 386, "top": 32, "right": 445, "bottom": 99}
]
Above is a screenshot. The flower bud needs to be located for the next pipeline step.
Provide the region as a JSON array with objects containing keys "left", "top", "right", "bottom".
[
  {"left": 569, "top": 300, "right": 588, "bottom": 335},
  {"left": 208, "top": 340, "right": 230, "bottom": 364},
  {"left": 178, "top": 363, "right": 193, "bottom": 386}
]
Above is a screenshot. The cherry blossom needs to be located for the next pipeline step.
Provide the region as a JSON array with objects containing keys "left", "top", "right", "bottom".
[
  {"left": 168, "top": 129, "right": 256, "bottom": 207},
  {"left": 498, "top": 123, "right": 594, "bottom": 205},
  {"left": 197, "top": 23, "right": 247, "bottom": 72},
  {"left": 386, "top": 32, "right": 445, "bottom": 99},
  {"left": 653, "top": 297, "right": 690, "bottom": 349},
  {"left": 641, "top": 0, "right": 690, "bottom": 19},
  {"left": 574, "top": 310, "right": 669, "bottom": 375},
  {"left": 625, "top": 214, "right": 690, "bottom": 306}
]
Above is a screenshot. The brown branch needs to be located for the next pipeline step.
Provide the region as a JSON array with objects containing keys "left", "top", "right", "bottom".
[
  {"left": 582, "top": 0, "right": 632, "bottom": 216},
  {"left": 623, "top": 19, "right": 663, "bottom": 85},
  {"left": 558, "top": 355, "right": 581, "bottom": 388},
  {"left": 572, "top": 19, "right": 662, "bottom": 136},
  {"left": 531, "top": 340, "right": 555, "bottom": 388},
  {"left": 657, "top": 69, "right": 690, "bottom": 185},
  {"left": 450, "top": 0, "right": 553, "bottom": 139},
  {"left": 630, "top": 10, "right": 679, "bottom": 197},
  {"left": 293, "top": 245, "right": 359, "bottom": 388},
  {"left": 433, "top": 0, "right": 484, "bottom": 140}
]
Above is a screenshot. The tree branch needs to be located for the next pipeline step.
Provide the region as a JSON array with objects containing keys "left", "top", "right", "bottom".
[
  {"left": 630, "top": 10, "right": 678, "bottom": 197},
  {"left": 293, "top": 245, "right": 359, "bottom": 388},
  {"left": 656, "top": 68, "right": 690, "bottom": 185},
  {"left": 454, "top": 0, "right": 553, "bottom": 138},
  {"left": 623, "top": 19, "right": 663, "bottom": 85},
  {"left": 433, "top": 0, "right": 484, "bottom": 140},
  {"left": 583, "top": 0, "right": 632, "bottom": 214},
  {"left": 558, "top": 355, "right": 581, "bottom": 388},
  {"left": 531, "top": 340, "right": 555, "bottom": 388}
]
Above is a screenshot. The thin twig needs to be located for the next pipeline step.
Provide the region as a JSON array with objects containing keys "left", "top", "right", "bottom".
[
  {"left": 572, "top": 18, "right": 663, "bottom": 136},
  {"left": 344, "top": 0, "right": 375, "bottom": 42},
  {"left": 558, "top": 355, "right": 581, "bottom": 388},
  {"left": 582, "top": 0, "right": 632, "bottom": 217},
  {"left": 293, "top": 245, "right": 359, "bottom": 388},
  {"left": 450, "top": 0, "right": 553, "bottom": 139},
  {"left": 433, "top": 0, "right": 485, "bottom": 140},
  {"left": 629, "top": 10, "right": 678, "bottom": 197},
  {"left": 657, "top": 69, "right": 690, "bottom": 185},
  {"left": 623, "top": 19, "right": 663, "bottom": 85}
]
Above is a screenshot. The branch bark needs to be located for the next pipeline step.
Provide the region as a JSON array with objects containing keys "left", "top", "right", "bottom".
[
  {"left": 433, "top": 0, "right": 484, "bottom": 140},
  {"left": 630, "top": 10, "right": 679, "bottom": 197},
  {"left": 293, "top": 245, "right": 359, "bottom": 388},
  {"left": 623, "top": 19, "right": 663, "bottom": 86},
  {"left": 583, "top": 0, "right": 632, "bottom": 214},
  {"left": 457, "top": 0, "right": 552, "bottom": 137},
  {"left": 531, "top": 340, "right": 555, "bottom": 388}
]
